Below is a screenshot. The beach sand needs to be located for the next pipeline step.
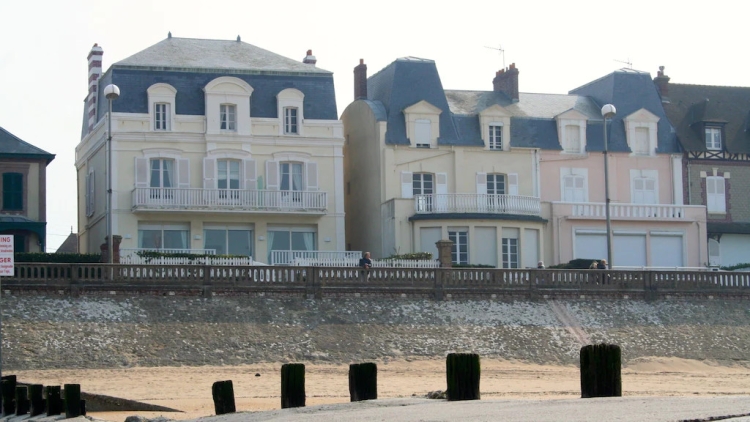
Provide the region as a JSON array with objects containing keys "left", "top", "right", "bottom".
[{"left": 12, "top": 357, "right": 750, "bottom": 421}]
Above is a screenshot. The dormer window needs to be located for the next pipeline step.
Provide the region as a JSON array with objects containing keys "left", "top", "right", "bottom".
[
  {"left": 220, "top": 104, "right": 237, "bottom": 131},
  {"left": 404, "top": 100, "right": 441, "bottom": 149},
  {"left": 489, "top": 124, "right": 503, "bottom": 150},
  {"left": 284, "top": 107, "right": 299, "bottom": 134},
  {"left": 705, "top": 127, "right": 722, "bottom": 150},
  {"left": 154, "top": 103, "right": 170, "bottom": 131},
  {"left": 555, "top": 110, "right": 588, "bottom": 154},
  {"left": 624, "top": 108, "right": 659, "bottom": 156},
  {"left": 415, "top": 119, "right": 431, "bottom": 148}
]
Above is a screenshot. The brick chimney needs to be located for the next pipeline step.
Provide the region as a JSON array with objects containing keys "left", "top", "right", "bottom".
[
  {"left": 492, "top": 63, "right": 519, "bottom": 102},
  {"left": 303, "top": 49, "right": 317, "bottom": 66},
  {"left": 653, "top": 65, "right": 670, "bottom": 103},
  {"left": 354, "top": 59, "right": 367, "bottom": 100},
  {"left": 87, "top": 43, "right": 104, "bottom": 133}
]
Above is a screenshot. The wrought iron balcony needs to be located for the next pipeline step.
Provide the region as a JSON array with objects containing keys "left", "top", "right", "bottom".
[{"left": 132, "top": 188, "right": 327, "bottom": 214}]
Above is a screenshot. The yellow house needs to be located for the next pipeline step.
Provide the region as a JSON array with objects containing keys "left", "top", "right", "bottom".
[
  {"left": 342, "top": 59, "right": 545, "bottom": 267},
  {"left": 75, "top": 37, "right": 345, "bottom": 263}
]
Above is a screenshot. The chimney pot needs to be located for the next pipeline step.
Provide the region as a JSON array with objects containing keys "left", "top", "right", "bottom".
[
  {"left": 307, "top": 49, "right": 312, "bottom": 55},
  {"left": 303, "top": 50, "right": 317, "bottom": 66},
  {"left": 354, "top": 59, "right": 368, "bottom": 100},
  {"left": 653, "top": 65, "right": 670, "bottom": 103},
  {"left": 493, "top": 64, "right": 520, "bottom": 102}
]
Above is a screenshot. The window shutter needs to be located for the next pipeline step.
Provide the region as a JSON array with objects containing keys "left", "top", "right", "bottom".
[
  {"left": 401, "top": 171, "right": 413, "bottom": 198},
  {"left": 266, "top": 160, "right": 279, "bottom": 190},
  {"left": 508, "top": 173, "right": 519, "bottom": 196},
  {"left": 436, "top": 173, "right": 448, "bottom": 195},
  {"left": 134, "top": 157, "right": 149, "bottom": 188},
  {"left": 178, "top": 158, "right": 190, "bottom": 189},
  {"left": 203, "top": 158, "right": 216, "bottom": 189},
  {"left": 716, "top": 178, "right": 726, "bottom": 212},
  {"left": 244, "top": 159, "right": 257, "bottom": 190},
  {"left": 305, "top": 162, "right": 318, "bottom": 191},
  {"left": 475, "top": 172, "right": 487, "bottom": 195}
]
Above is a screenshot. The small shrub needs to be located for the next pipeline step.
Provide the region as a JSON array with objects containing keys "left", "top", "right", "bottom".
[
  {"left": 385, "top": 252, "right": 434, "bottom": 260},
  {"left": 135, "top": 250, "right": 247, "bottom": 263},
  {"left": 452, "top": 264, "right": 495, "bottom": 268},
  {"left": 720, "top": 262, "right": 750, "bottom": 271},
  {"left": 14, "top": 253, "right": 101, "bottom": 263}
]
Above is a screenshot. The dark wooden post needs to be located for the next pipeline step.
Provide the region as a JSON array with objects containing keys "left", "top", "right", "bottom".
[
  {"left": 28, "top": 384, "right": 44, "bottom": 416},
  {"left": 45, "top": 385, "right": 62, "bottom": 416},
  {"left": 211, "top": 380, "right": 236, "bottom": 415},
  {"left": 281, "top": 363, "right": 305, "bottom": 408},
  {"left": 580, "top": 343, "right": 622, "bottom": 398},
  {"left": 446, "top": 353, "right": 481, "bottom": 401},
  {"left": 1, "top": 375, "right": 16, "bottom": 415},
  {"left": 64, "top": 384, "right": 81, "bottom": 418},
  {"left": 349, "top": 363, "right": 377, "bottom": 402},
  {"left": 15, "top": 386, "right": 28, "bottom": 415}
]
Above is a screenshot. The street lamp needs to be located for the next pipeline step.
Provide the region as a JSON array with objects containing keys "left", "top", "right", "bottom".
[
  {"left": 601, "top": 104, "right": 616, "bottom": 269},
  {"left": 104, "top": 84, "right": 120, "bottom": 264}
]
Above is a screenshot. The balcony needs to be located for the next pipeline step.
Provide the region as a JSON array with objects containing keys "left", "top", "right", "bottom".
[
  {"left": 132, "top": 188, "right": 327, "bottom": 214},
  {"left": 414, "top": 194, "right": 541, "bottom": 216},
  {"left": 555, "top": 202, "right": 706, "bottom": 221}
]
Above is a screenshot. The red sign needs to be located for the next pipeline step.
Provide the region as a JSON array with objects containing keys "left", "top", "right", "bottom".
[{"left": 0, "top": 235, "right": 13, "bottom": 276}]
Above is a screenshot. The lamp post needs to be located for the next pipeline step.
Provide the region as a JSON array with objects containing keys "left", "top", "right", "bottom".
[
  {"left": 104, "top": 84, "right": 120, "bottom": 264},
  {"left": 601, "top": 104, "right": 616, "bottom": 269}
]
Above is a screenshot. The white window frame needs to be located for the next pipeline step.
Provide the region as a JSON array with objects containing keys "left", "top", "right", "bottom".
[
  {"left": 149, "top": 158, "right": 175, "bottom": 189},
  {"left": 448, "top": 229, "right": 469, "bottom": 265},
  {"left": 560, "top": 168, "right": 588, "bottom": 203},
  {"left": 413, "top": 173, "right": 434, "bottom": 196},
  {"left": 217, "top": 159, "right": 241, "bottom": 191},
  {"left": 204, "top": 224, "right": 254, "bottom": 257},
  {"left": 284, "top": 107, "right": 299, "bottom": 134},
  {"left": 204, "top": 77, "right": 253, "bottom": 135},
  {"left": 624, "top": 108, "right": 659, "bottom": 157},
  {"left": 137, "top": 223, "right": 190, "bottom": 250},
  {"left": 154, "top": 103, "right": 170, "bottom": 131},
  {"left": 487, "top": 173, "right": 506, "bottom": 195},
  {"left": 502, "top": 237, "right": 519, "bottom": 269},
  {"left": 706, "top": 176, "right": 726, "bottom": 213},
  {"left": 630, "top": 169, "right": 659, "bottom": 205},
  {"left": 563, "top": 124, "right": 582, "bottom": 153},
  {"left": 488, "top": 124, "right": 503, "bottom": 150},
  {"left": 633, "top": 127, "right": 650, "bottom": 156},
  {"left": 277, "top": 88, "right": 305, "bottom": 136},
  {"left": 280, "top": 162, "right": 305, "bottom": 192},
  {"left": 220, "top": 104, "right": 237, "bottom": 131},
  {"left": 414, "top": 119, "right": 432, "bottom": 148},
  {"left": 705, "top": 127, "right": 722, "bottom": 151}
]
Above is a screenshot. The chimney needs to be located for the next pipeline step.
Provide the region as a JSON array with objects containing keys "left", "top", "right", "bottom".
[
  {"left": 654, "top": 65, "right": 670, "bottom": 103},
  {"left": 354, "top": 59, "right": 367, "bottom": 100},
  {"left": 303, "top": 49, "right": 317, "bottom": 66},
  {"left": 492, "top": 63, "right": 519, "bottom": 102},
  {"left": 87, "top": 43, "right": 104, "bottom": 133}
]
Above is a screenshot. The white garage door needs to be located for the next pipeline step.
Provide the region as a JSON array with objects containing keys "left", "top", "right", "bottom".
[
  {"left": 575, "top": 233, "right": 607, "bottom": 261},
  {"left": 419, "top": 227, "right": 442, "bottom": 260},
  {"left": 474, "top": 227, "right": 498, "bottom": 267},
  {"left": 614, "top": 234, "right": 647, "bottom": 267},
  {"left": 719, "top": 234, "right": 750, "bottom": 267},
  {"left": 650, "top": 235, "right": 683, "bottom": 267}
]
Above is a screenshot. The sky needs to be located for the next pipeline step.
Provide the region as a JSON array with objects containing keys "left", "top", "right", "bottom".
[{"left": 1, "top": 0, "right": 748, "bottom": 252}]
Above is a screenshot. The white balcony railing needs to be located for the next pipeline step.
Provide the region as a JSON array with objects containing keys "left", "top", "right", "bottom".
[
  {"left": 132, "top": 188, "right": 327, "bottom": 213},
  {"left": 414, "top": 194, "right": 541, "bottom": 216},
  {"left": 563, "top": 202, "right": 705, "bottom": 220}
]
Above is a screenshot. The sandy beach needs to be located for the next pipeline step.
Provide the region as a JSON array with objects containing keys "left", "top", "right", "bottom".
[{"left": 12, "top": 357, "right": 750, "bottom": 421}]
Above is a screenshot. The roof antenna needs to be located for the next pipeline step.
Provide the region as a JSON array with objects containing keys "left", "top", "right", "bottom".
[
  {"left": 485, "top": 44, "right": 505, "bottom": 68},
  {"left": 614, "top": 57, "right": 633, "bottom": 69}
]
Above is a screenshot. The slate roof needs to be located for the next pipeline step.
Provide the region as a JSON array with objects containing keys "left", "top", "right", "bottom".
[
  {"left": 661, "top": 83, "right": 750, "bottom": 153},
  {"left": 0, "top": 126, "right": 55, "bottom": 163},
  {"left": 364, "top": 59, "right": 678, "bottom": 153},
  {"left": 570, "top": 69, "right": 680, "bottom": 154},
  {"left": 115, "top": 37, "right": 331, "bottom": 74},
  {"left": 55, "top": 233, "right": 78, "bottom": 253}
]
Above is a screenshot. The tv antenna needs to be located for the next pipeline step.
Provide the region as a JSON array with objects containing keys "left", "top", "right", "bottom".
[
  {"left": 485, "top": 45, "right": 505, "bottom": 68},
  {"left": 614, "top": 58, "right": 633, "bottom": 69}
]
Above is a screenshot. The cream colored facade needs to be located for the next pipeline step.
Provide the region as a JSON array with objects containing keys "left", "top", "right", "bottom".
[
  {"left": 76, "top": 76, "right": 345, "bottom": 263},
  {"left": 342, "top": 101, "right": 545, "bottom": 267}
]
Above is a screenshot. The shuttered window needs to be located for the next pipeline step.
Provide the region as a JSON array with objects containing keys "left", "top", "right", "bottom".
[{"left": 2, "top": 172, "right": 22, "bottom": 210}]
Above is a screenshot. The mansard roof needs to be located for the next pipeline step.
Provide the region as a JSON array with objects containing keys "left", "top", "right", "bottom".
[{"left": 0, "top": 126, "right": 55, "bottom": 163}]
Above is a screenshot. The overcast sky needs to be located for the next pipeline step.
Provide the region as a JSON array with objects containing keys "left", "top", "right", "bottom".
[{"left": 2, "top": 0, "right": 747, "bottom": 251}]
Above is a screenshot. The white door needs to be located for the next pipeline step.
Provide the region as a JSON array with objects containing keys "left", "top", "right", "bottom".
[
  {"left": 419, "top": 227, "right": 442, "bottom": 260},
  {"left": 614, "top": 234, "right": 647, "bottom": 267},
  {"left": 650, "top": 235, "right": 683, "bottom": 267},
  {"left": 575, "top": 233, "right": 607, "bottom": 261},
  {"left": 523, "top": 229, "right": 539, "bottom": 268}
]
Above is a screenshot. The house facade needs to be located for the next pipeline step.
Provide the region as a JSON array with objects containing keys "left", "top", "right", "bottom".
[
  {"left": 75, "top": 37, "right": 345, "bottom": 263},
  {"left": 0, "top": 126, "right": 55, "bottom": 252},
  {"left": 342, "top": 59, "right": 546, "bottom": 268},
  {"left": 540, "top": 69, "right": 707, "bottom": 268},
  {"left": 657, "top": 67, "right": 750, "bottom": 267}
]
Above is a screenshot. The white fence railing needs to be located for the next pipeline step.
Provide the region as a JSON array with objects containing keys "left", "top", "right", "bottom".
[
  {"left": 271, "top": 250, "right": 363, "bottom": 266},
  {"left": 566, "top": 202, "right": 704, "bottom": 220},
  {"left": 414, "top": 194, "right": 541, "bottom": 216},
  {"left": 132, "top": 188, "right": 327, "bottom": 213},
  {"left": 292, "top": 258, "right": 440, "bottom": 268},
  {"left": 119, "top": 248, "right": 255, "bottom": 266}
]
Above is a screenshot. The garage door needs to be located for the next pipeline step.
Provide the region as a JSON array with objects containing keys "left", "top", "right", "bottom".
[
  {"left": 419, "top": 227, "right": 442, "bottom": 260},
  {"left": 474, "top": 227, "right": 497, "bottom": 267},
  {"left": 614, "top": 234, "right": 647, "bottom": 267},
  {"left": 575, "top": 232, "right": 607, "bottom": 261},
  {"left": 650, "top": 235, "right": 683, "bottom": 267}
]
